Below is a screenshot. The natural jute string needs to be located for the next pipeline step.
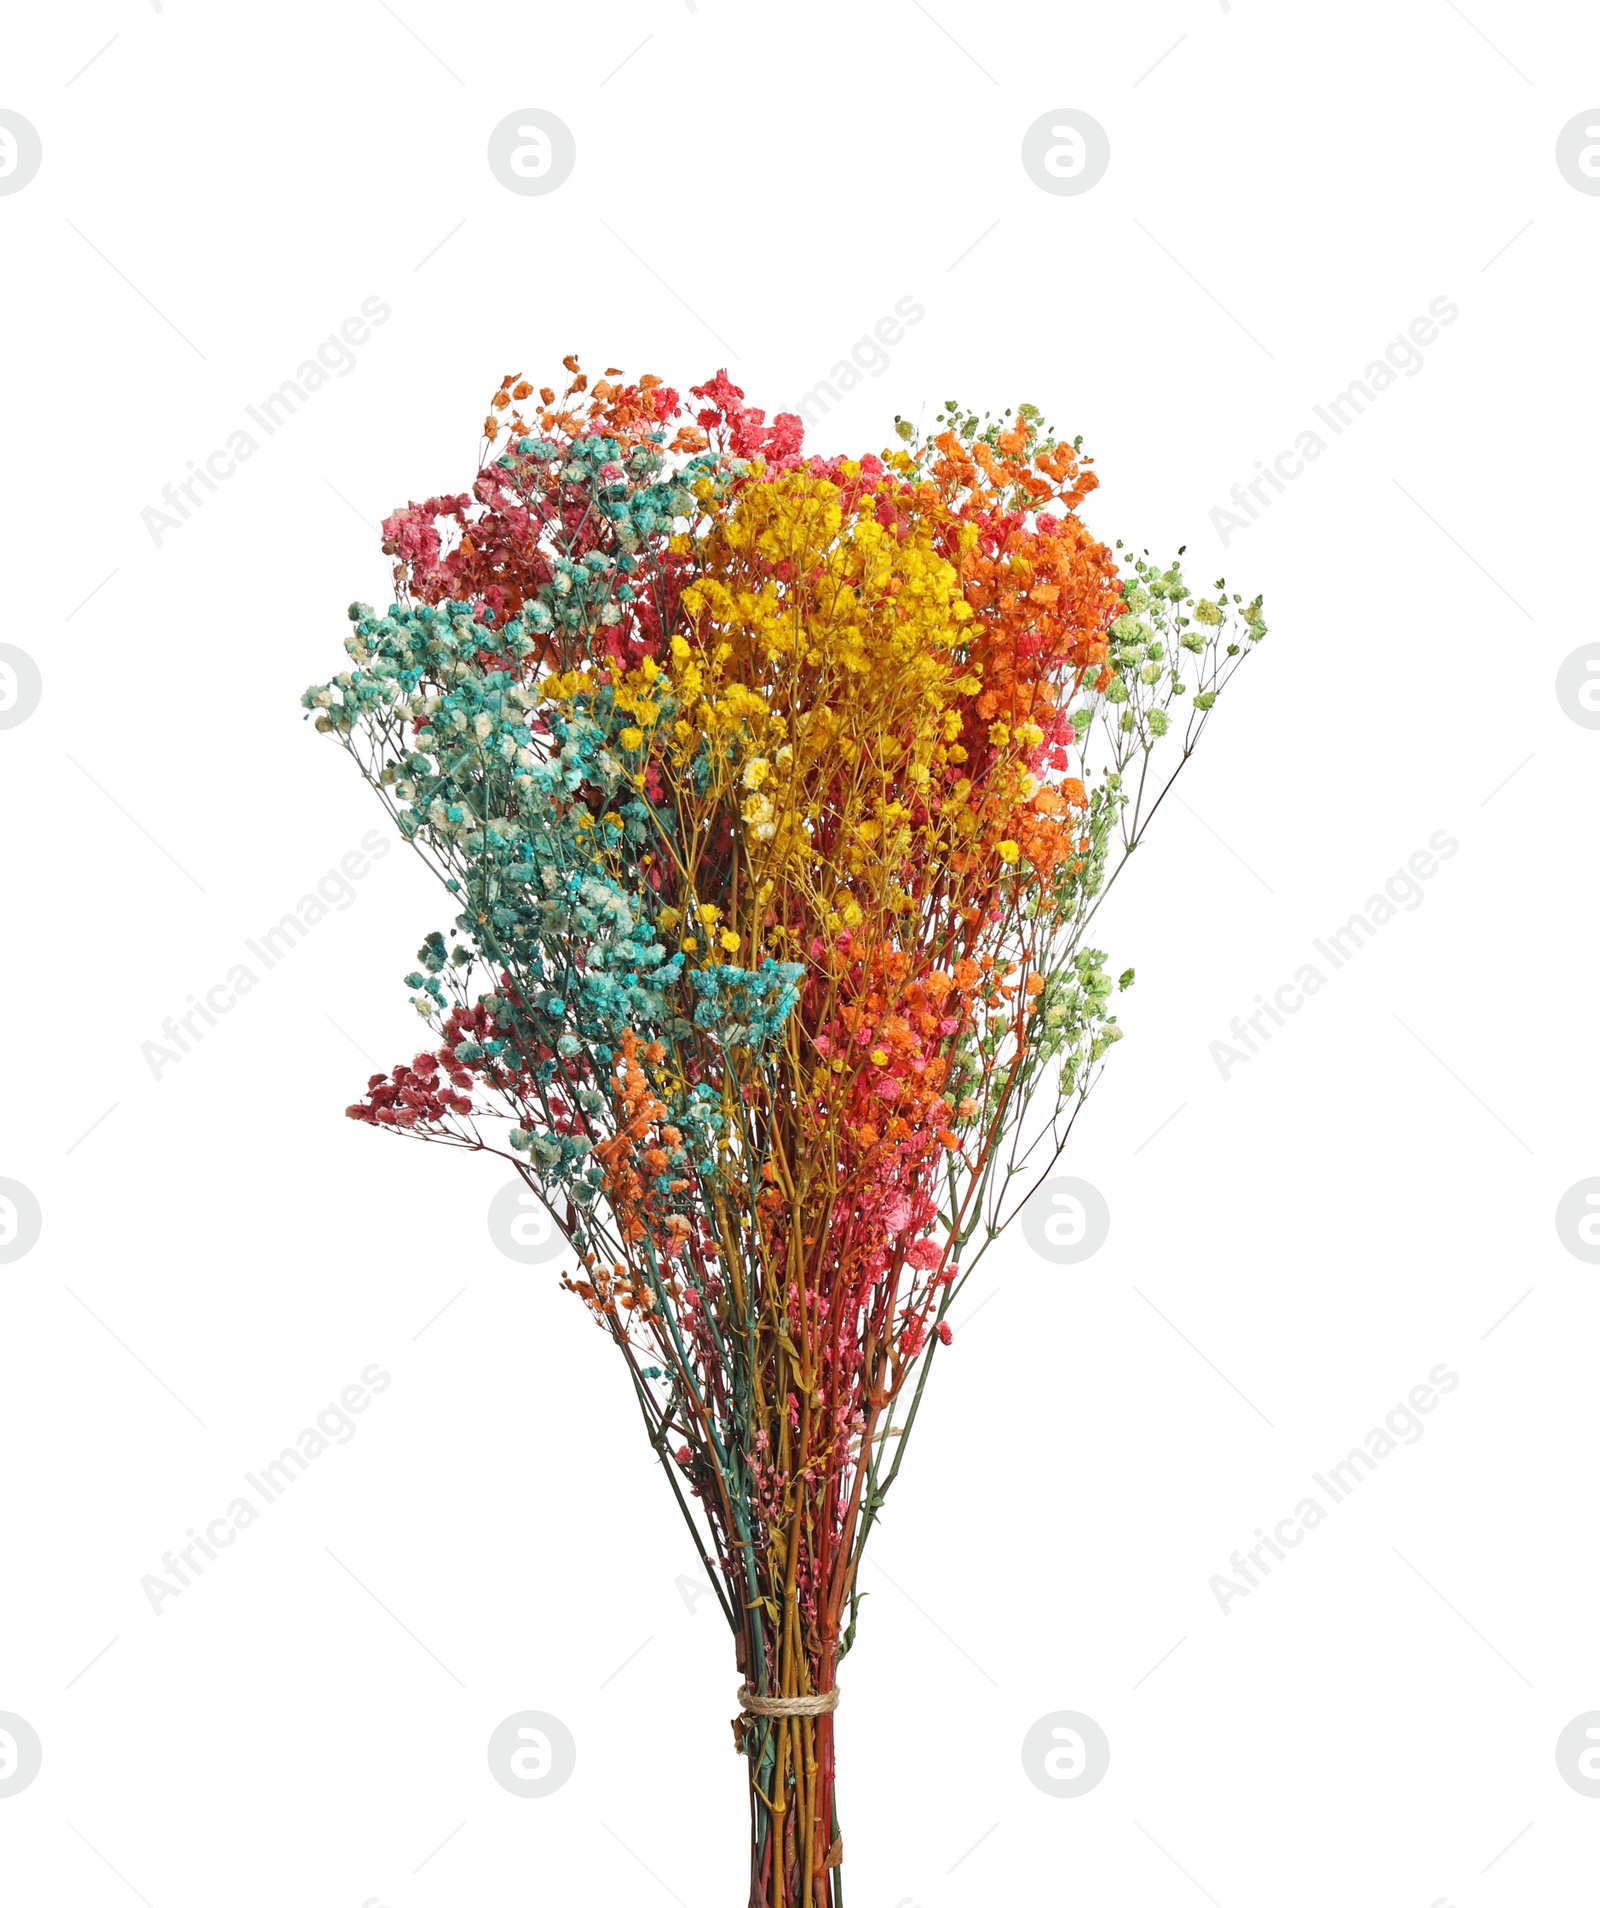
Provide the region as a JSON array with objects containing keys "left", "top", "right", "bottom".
[{"left": 737, "top": 1684, "right": 839, "bottom": 1717}]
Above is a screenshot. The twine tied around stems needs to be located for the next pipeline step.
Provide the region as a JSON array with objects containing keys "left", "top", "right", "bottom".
[{"left": 736, "top": 1684, "right": 839, "bottom": 1718}]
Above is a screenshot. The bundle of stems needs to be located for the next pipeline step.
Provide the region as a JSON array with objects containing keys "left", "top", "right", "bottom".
[{"left": 306, "top": 362, "right": 1265, "bottom": 1906}]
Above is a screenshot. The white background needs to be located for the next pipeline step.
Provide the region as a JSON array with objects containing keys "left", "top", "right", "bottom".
[{"left": 2, "top": 3, "right": 1597, "bottom": 1904}]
